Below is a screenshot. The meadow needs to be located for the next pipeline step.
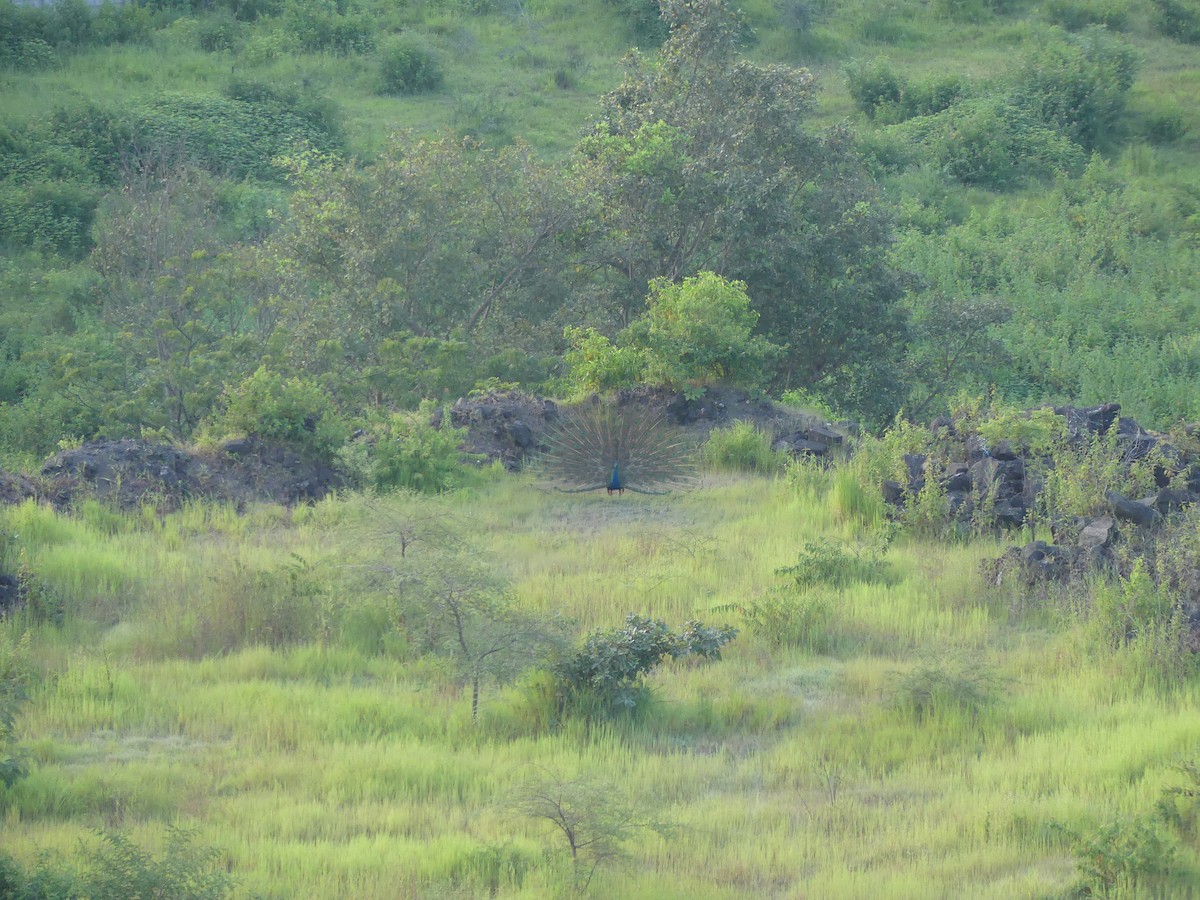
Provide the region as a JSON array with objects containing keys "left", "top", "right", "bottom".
[{"left": 2, "top": 458, "right": 1200, "bottom": 897}]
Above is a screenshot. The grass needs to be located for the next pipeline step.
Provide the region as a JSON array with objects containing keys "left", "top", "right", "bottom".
[{"left": 1, "top": 467, "right": 1198, "bottom": 897}]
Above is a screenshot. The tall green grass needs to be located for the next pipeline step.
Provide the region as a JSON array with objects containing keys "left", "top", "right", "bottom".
[{"left": 0, "top": 470, "right": 1197, "bottom": 897}]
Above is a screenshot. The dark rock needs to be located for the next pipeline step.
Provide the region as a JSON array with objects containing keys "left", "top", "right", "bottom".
[
  {"left": 991, "top": 440, "right": 1020, "bottom": 461},
  {"left": 964, "top": 436, "right": 990, "bottom": 463},
  {"left": 903, "top": 454, "right": 927, "bottom": 481},
  {"left": 806, "top": 424, "right": 844, "bottom": 447},
  {"left": 787, "top": 438, "right": 830, "bottom": 456},
  {"left": 506, "top": 421, "right": 535, "bottom": 450},
  {"left": 0, "top": 573, "right": 19, "bottom": 615},
  {"left": 947, "top": 490, "right": 972, "bottom": 519},
  {"left": 943, "top": 467, "right": 972, "bottom": 493},
  {"left": 882, "top": 480, "right": 906, "bottom": 506},
  {"left": 1105, "top": 491, "right": 1162, "bottom": 528},
  {"left": 995, "top": 497, "right": 1028, "bottom": 528},
  {"left": 221, "top": 437, "right": 255, "bottom": 456},
  {"left": 1153, "top": 488, "right": 1192, "bottom": 515}
]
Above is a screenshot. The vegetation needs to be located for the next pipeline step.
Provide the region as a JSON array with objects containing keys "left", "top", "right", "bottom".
[{"left": 4, "top": 0, "right": 1200, "bottom": 894}]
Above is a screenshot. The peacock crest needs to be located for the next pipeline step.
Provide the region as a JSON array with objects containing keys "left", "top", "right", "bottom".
[{"left": 540, "top": 403, "right": 697, "bottom": 495}]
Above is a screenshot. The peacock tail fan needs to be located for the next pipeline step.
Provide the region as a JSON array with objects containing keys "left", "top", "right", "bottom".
[{"left": 539, "top": 403, "right": 698, "bottom": 494}]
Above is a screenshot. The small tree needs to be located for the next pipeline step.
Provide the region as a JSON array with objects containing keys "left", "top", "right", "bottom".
[
  {"left": 512, "top": 770, "right": 673, "bottom": 892},
  {"left": 387, "top": 550, "right": 567, "bottom": 721}
]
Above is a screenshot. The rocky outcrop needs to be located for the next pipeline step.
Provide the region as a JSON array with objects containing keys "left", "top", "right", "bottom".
[
  {"left": 882, "top": 403, "right": 1200, "bottom": 532},
  {"left": 32, "top": 436, "right": 343, "bottom": 510}
]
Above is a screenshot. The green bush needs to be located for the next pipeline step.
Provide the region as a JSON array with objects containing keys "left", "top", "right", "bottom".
[
  {"left": 127, "top": 89, "right": 342, "bottom": 181},
  {"left": 891, "top": 656, "right": 1002, "bottom": 723},
  {"left": 551, "top": 615, "right": 736, "bottom": 716},
  {"left": 701, "top": 422, "right": 789, "bottom": 474},
  {"left": 206, "top": 367, "right": 347, "bottom": 460},
  {"left": 284, "top": 0, "right": 375, "bottom": 55},
  {"left": 0, "top": 829, "right": 232, "bottom": 899},
  {"left": 845, "top": 57, "right": 904, "bottom": 120},
  {"left": 0, "top": 630, "right": 32, "bottom": 790},
  {"left": 338, "top": 410, "right": 473, "bottom": 495},
  {"left": 197, "top": 12, "right": 244, "bottom": 53},
  {"left": 717, "top": 588, "right": 836, "bottom": 651},
  {"left": 1073, "top": 816, "right": 1176, "bottom": 897},
  {"left": 1043, "top": 0, "right": 1130, "bottom": 30},
  {"left": 604, "top": 0, "right": 668, "bottom": 44},
  {"left": 562, "top": 327, "right": 647, "bottom": 396},
  {"left": 378, "top": 36, "right": 445, "bottom": 95},
  {"left": 0, "top": 181, "right": 99, "bottom": 256},
  {"left": 1012, "top": 27, "right": 1139, "bottom": 151},
  {"left": 777, "top": 537, "right": 892, "bottom": 589},
  {"left": 1153, "top": 0, "right": 1200, "bottom": 42},
  {"left": 911, "top": 98, "right": 1086, "bottom": 189},
  {"left": 627, "top": 272, "right": 780, "bottom": 391}
]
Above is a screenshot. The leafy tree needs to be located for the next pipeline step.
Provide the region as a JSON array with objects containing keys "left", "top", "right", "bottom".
[
  {"left": 574, "top": 0, "right": 909, "bottom": 418},
  {"left": 89, "top": 159, "right": 261, "bottom": 439},
  {"left": 267, "top": 138, "right": 576, "bottom": 382}
]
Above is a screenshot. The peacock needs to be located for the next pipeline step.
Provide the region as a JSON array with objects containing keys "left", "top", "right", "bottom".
[{"left": 540, "top": 404, "right": 696, "bottom": 495}]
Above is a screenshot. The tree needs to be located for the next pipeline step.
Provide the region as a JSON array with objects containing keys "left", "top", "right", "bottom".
[
  {"left": 512, "top": 770, "right": 674, "bottom": 892},
  {"left": 358, "top": 529, "right": 567, "bottom": 721},
  {"left": 574, "top": 0, "right": 909, "bottom": 416},
  {"left": 266, "top": 138, "right": 578, "bottom": 381}
]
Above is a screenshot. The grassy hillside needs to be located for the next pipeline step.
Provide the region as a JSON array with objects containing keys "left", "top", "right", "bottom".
[{"left": 0, "top": 466, "right": 1198, "bottom": 897}]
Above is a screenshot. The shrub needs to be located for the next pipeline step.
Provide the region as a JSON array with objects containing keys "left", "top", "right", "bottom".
[
  {"left": 717, "top": 588, "right": 835, "bottom": 651},
  {"left": 1012, "top": 27, "right": 1139, "bottom": 151},
  {"left": 562, "top": 326, "right": 646, "bottom": 395},
  {"left": 338, "top": 410, "right": 473, "bottom": 495},
  {"left": 1043, "top": 0, "right": 1130, "bottom": 30},
  {"left": 702, "top": 422, "right": 789, "bottom": 474},
  {"left": 0, "top": 630, "right": 32, "bottom": 790},
  {"left": 1073, "top": 816, "right": 1176, "bottom": 897},
  {"left": 0, "top": 829, "right": 233, "bottom": 899},
  {"left": 125, "top": 89, "right": 342, "bottom": 182},
  {"left": 1153, "top": 0, "right": 1200, "bottom": 42},
  {"left": 777, "top": 537, "right": 892, "bottom": 589},
  {"left": 917, "top": 98, "right": 1086, "bottom": 189},
  {"left": 627, "top": 272, "right": 780, "bottom": 391},
  {"left": 206, "top": 367, "right": 347, "bottom": 460},
  {"left": 891, "top": 656, "right": 1002, "bottom": 723},
  {"left": 604, "top": 0, "right": 668, "bottom": 44},
  {"left": 378, "top": 36, "right": 444, "bottom": 95},
  {"left": 284, "top": 0, "right": 375, "bottom": 55},
  {"left": 0, "top": 180, "right": 99, "bottom": 256},
  {"left": 551, "top": 615, "right": 736, "bottom": 716},
  {"left": 197, "top": 12, "right": 244, "bottom": 53},
  {"left": 845, "top": 57, "right": 904, "bottom": 120}
]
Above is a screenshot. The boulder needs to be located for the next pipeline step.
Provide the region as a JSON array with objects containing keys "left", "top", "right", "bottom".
[
  {"left": 1078, "top": 515, "right": 1115, "bottom": 550},
  {"left": 1105, "top": 491, "right": 1161, "bottom": 528}
]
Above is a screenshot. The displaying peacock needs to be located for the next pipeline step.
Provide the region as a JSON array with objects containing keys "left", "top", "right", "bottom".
[{"left": 539, "top": 404, "right": 696, "bottom": 495}]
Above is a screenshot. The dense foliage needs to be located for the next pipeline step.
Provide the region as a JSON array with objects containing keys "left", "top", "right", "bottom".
[{"left": 0, "top": 0, "right": 1198, "bottom": 466}]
